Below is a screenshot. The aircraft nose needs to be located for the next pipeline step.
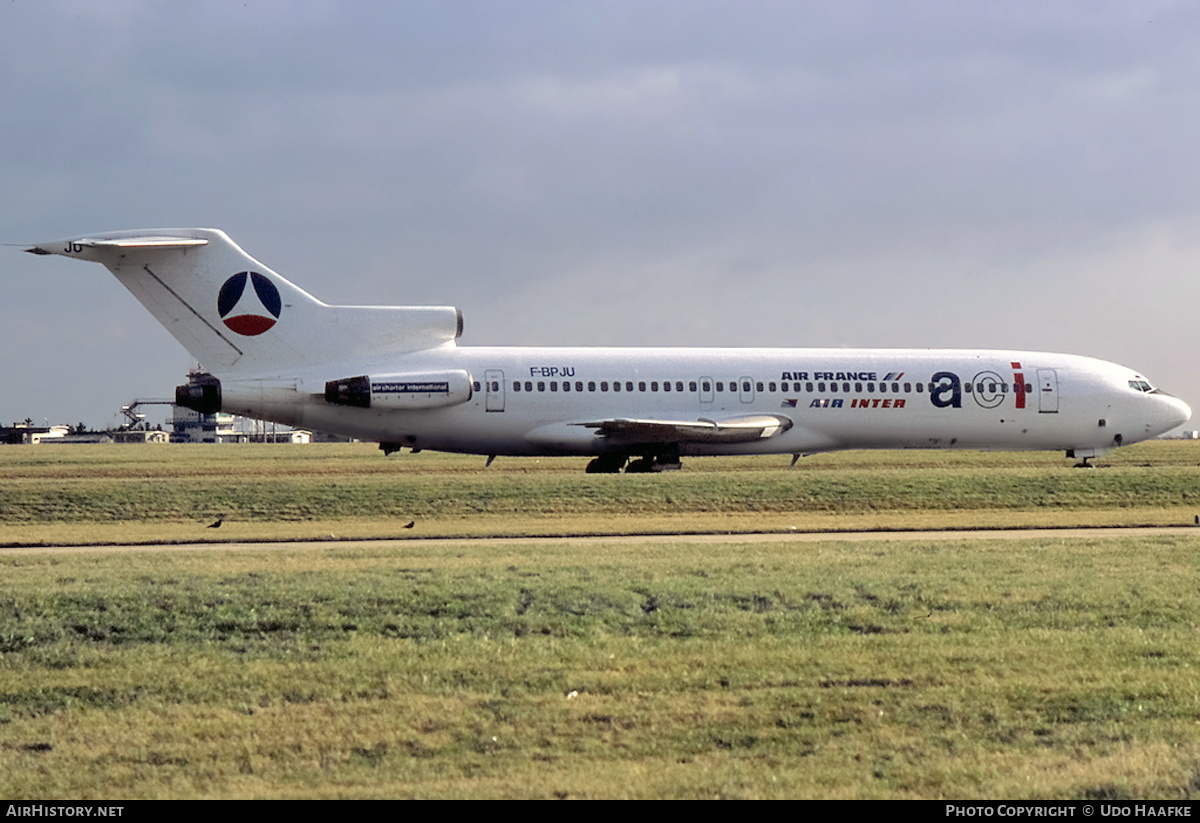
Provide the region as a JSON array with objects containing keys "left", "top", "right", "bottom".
[
  {"left": 1157, "top": 394, "right": 1192, "bottom": 432},
  {"left": 1169, "top": 395, "right": 1192, "bottom": 429}
]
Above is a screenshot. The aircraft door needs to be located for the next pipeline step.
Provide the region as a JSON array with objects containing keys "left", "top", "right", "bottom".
[
  {"left": 485, "top": 369, "right": 505, "bottom": 412},
  {"left": 1037, "top": 368, "right": 1058, "bottom": 413}
]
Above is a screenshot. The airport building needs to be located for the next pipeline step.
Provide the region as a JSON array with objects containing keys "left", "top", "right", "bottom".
[
  {"left": 169, "top": 407, "right": 242, "bottom": 444},
  {"left": 0, "top": 424, "right": 71, "bottom": 444},
  {"left": 112, "top": 430, "right": 170, "bottom": 444}
]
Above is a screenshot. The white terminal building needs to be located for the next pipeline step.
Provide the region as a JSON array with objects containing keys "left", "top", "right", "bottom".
[{"left": 170, "top": 407, "right": 310, "bottom": 444}]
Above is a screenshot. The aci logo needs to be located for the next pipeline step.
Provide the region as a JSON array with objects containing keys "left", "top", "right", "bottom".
[{"left": 217, "top": 271, "right": 282, "bottom": 336}]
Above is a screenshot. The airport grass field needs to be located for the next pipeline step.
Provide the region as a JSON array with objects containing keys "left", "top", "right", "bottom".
[{"left": 2, "top": 442, "right": 1200, "bottom": 798}]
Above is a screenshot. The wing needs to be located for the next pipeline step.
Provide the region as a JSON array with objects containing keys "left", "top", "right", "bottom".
[{"left": 572, "top": 414, "right": 793, "bottom": 444}]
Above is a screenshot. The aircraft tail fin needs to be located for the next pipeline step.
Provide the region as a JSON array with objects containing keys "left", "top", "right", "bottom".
[{"left": 27, "top": 229, "right": 462, "bottom": 377}]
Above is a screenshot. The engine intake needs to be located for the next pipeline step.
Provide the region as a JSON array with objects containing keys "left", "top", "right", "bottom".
[{"left": 175, "top": 373, "right": 222, "bottom": 414}]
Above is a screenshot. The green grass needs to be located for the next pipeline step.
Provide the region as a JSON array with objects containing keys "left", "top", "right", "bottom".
[
  {"left": 3, "top": 535, "right": 1200, "bottom": 798},
  {"left": 1, "top": 441, "right": 1199, "bottom": 546}
]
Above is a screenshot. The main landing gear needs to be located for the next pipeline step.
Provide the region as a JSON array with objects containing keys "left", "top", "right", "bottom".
[
  {"left": 585, "top": 454, "right": 626, "bottom": 473},
  {"left": 626, "top": 455, "right": 682, "bottom": 473},
  {"left": 585, "top": 453, "right": 682, "bottom": 474}
]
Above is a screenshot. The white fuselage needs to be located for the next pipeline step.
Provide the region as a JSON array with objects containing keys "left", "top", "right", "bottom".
[{"left": 221, "top": 345, "right": 1190, "bottom": 459}]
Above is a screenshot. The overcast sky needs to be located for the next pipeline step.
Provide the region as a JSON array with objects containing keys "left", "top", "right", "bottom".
[{"left": 3, "top": 1, "right": 1199, "bottom": 432}]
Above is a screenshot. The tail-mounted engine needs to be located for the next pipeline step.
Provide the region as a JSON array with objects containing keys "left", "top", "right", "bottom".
[
  {"left": 175, "top": 372, "right": 222, "bottom": 414},
  {"left": 325, "top": 370, "right": 472, "bottom": 410}
]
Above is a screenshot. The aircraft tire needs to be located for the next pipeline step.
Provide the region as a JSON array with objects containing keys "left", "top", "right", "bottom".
[{"left": 586, "top": 454, "right": 627, "bottom": 474}]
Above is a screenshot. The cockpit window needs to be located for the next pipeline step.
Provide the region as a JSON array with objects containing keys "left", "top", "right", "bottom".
[{"left": 1128, "top": 380, "right": 1154, "bottom": 392}]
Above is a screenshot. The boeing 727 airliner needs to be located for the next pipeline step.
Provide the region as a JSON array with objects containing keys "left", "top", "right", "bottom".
[{"left": 28, "top": 229, "right": 1190, "bottom": 472}]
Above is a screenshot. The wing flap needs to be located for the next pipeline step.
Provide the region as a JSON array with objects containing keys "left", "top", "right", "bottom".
[{"left": 574, "top": 414, "right": 793, "bottom": 444}]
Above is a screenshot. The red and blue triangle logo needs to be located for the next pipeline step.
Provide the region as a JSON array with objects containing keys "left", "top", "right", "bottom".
[{"left": 218, "top": 271, "right": 281, "bottom": 336}]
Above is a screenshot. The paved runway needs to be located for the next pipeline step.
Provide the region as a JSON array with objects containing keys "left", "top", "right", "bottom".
[{"left": 6, "top": 525, "right": 1199, "bottom": 554}]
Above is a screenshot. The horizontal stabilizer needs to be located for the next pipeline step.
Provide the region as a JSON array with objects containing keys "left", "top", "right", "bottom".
[
  {"left": 27, "top": 236, "right": 208, "bottom": 255},
  {"left": 574, "top": 414, "right": 793, "bottom": 444},
  {"left": 87, "top": 237, "right": 209, "bottom": 249}
]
